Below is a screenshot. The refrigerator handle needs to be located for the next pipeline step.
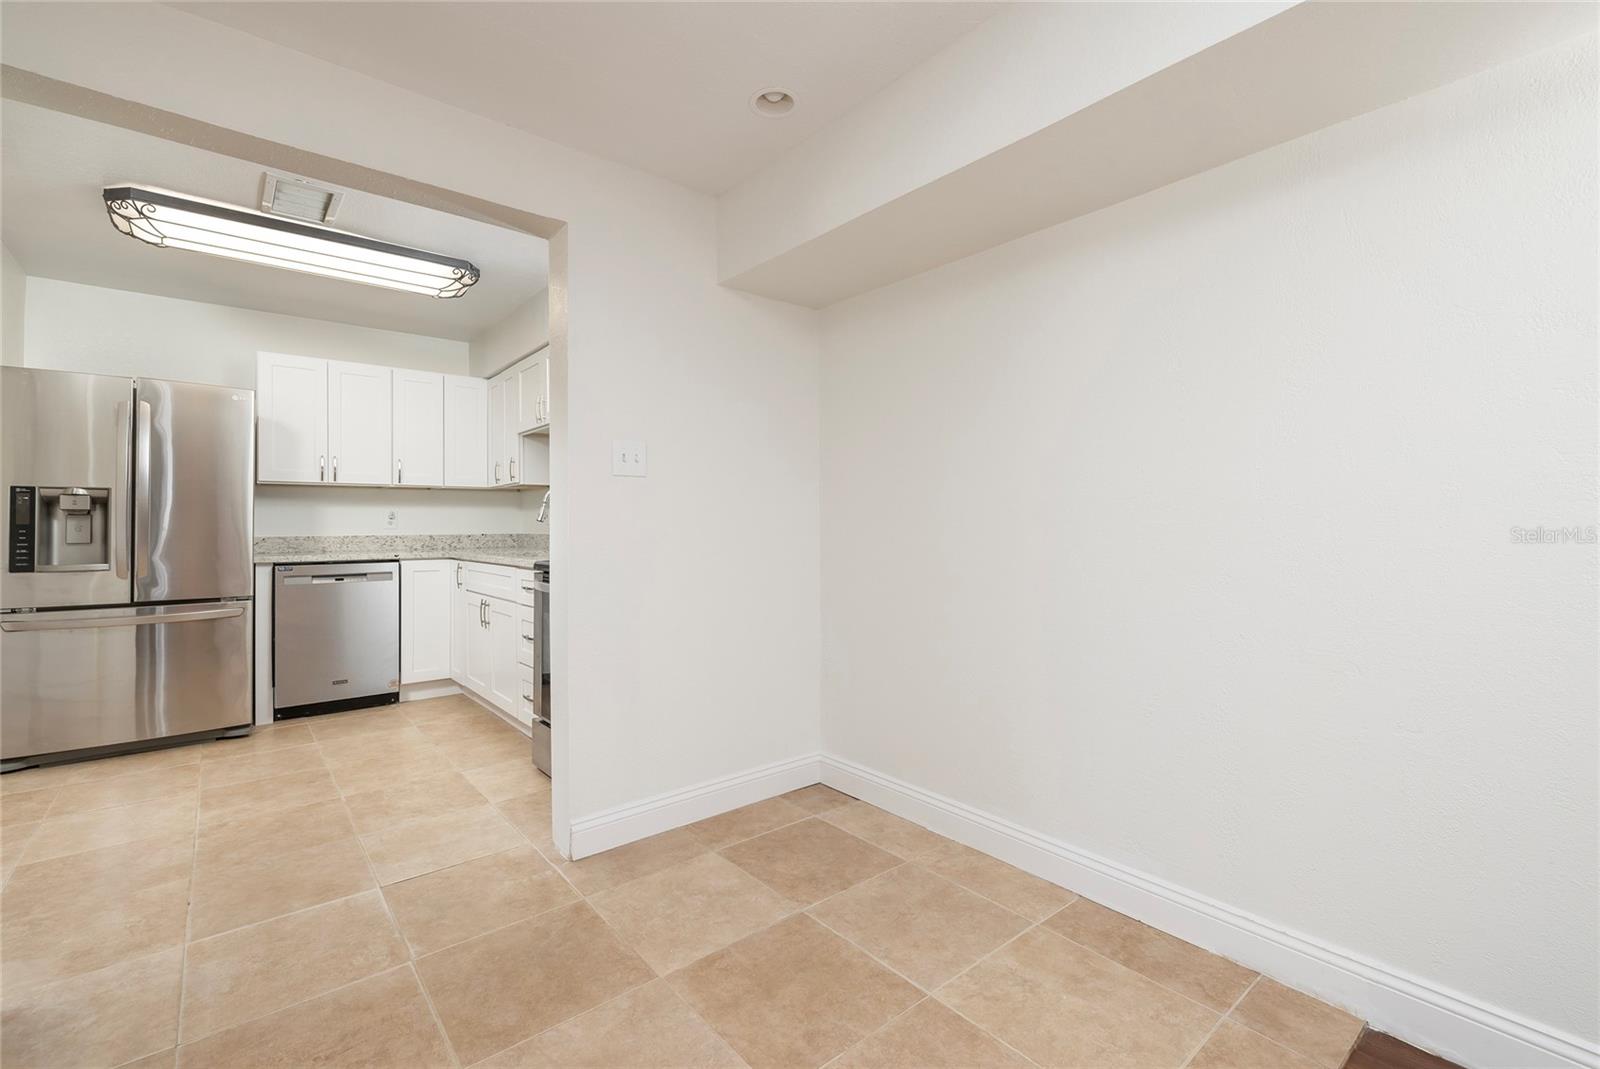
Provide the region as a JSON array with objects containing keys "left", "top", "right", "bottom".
[
  {"left": 114, "top": 399, "right": 132, "bottom": 580},
  {"left": 134, "top": 399, "right": 153, "bottom": 580}
]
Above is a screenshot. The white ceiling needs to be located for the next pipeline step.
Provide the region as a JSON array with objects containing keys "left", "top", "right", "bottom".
[
  {"left": 171, "top": 1, "right": 1004, "bottom": 194},
  {"left": 1, "top": 101, "right": 548, "bottom": 340}
]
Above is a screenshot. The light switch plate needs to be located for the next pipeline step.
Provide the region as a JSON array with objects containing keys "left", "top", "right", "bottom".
[{"left": 612, "top": 440, "right": 647, "bottom": 477}]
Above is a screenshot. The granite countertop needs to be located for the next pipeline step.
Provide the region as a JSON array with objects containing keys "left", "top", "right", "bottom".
[{"left": 254, "top": 534, "right": 547, "bottom": 569}]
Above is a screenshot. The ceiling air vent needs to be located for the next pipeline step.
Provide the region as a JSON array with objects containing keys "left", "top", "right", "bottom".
[{"left": 260, "top": 172, "right": 343, "bottom": 224}]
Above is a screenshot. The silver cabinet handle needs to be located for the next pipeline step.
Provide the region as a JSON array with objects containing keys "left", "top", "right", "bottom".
[
  {"left": 319, "top": 455, "right": 326, "bottom": 482},
  {"left": 494, "top": 461, "right": 501, "bottom": 484},
  {"left": 332, "top": 456, "right": 339, "bottom": 482},
  {"left": 522, "top": 693, "right": 534, "bottom": 702},
  {"left": 521, "top": 633, "right": 535, "bottom": 641},
  {"left": 510, "top": 459, "right": 516, "bottom": 482},
  {"left": 396, "top": 458, "right": 403, "bottom": 484},
  {"left": 456, "top": 563, "right": 463, "bottom": 587}
]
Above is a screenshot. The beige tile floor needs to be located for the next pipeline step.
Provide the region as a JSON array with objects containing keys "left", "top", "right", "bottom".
[{"left": 0, "top": 696, "right": 1365, "bottom": 1069}]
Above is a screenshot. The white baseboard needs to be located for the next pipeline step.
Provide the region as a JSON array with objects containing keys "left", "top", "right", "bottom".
[
  {"left": 819, "top": 754, "right": 1597, "bottom": 1069},
  {"left": 569, "top": 753, "right": 823, "bottom": 859},
  {"left": 400, "top": 680, "right": 461, "bottom": 703}
]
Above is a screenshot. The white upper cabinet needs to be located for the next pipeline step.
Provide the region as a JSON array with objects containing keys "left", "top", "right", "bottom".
[
  {"left": 257, "top": 352, "right": 329, "bottom": 483},
  {"left": 392, "top": 369, "right": 444, "bottom": 487},
  {"left": 500, "top": 371, "right": 522, "bottom": 484},
  {"left": 443, "top": 375, "right": 488, "bottom": 488},
  {"left": 256, "top": 353, "right": 523, "bottom": 488},
  {"left": 326, "top": 360, "right": 393, "bottom": 485},
  {"left": 515, "top": 354, "right": 549, "bottom": 434}
]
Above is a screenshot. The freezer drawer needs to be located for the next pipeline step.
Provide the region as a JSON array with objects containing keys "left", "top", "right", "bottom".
[{"left": 0, "top": 601, "right": 252, "bottom": 762}]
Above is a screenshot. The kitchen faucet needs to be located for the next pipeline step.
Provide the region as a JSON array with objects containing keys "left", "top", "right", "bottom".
[{"left": 537, "top": 490, "right": 550, "bottom": 524}]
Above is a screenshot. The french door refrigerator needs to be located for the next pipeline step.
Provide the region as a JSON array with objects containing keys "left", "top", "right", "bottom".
[{"left": 0, "top": 367, "right": 255, "bottom": 770}]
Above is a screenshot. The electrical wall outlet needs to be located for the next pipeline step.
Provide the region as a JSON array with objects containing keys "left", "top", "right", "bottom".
[
  {"left": 385, "top": 509, "right": 398, "bottom": 529},
  {"left": 612, "top": 440, "right": 648, "bottom": 477}
]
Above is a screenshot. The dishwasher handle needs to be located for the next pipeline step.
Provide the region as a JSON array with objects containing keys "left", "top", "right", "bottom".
[{"left": 282, "top": 572, "right": 394, "bottom": 586}]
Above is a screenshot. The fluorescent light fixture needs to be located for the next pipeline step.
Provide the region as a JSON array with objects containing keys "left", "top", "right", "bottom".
[{"left": 102, "top": 185, "right": 479, "bottom": 299}]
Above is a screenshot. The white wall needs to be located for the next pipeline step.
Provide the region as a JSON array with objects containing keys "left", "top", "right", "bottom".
[
  {"left": 254, "top": 486, "right": 540, "bottom": 538},
  {"left": 22, "top": 276, "right": 537, "bottom": 537},
  {"left": 0, "top": 244, "right": 24, "bottom": 366},
  {"left": 0, "top": 4, "right": 823, "bottom": 835},
  {"left": 821, "top": 36, "right": 1597, "bottom": 1056},
  {"left": 470, "top": 287, "right": 549, "bottom": 378},
  {"left": 23, "top": 277, "right": 470, "bottom": 385}
]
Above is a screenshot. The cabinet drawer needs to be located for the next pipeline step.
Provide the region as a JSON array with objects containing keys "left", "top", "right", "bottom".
[
  {"left": 461, "top": 561, "right": 519, "bottom": 600},
  {"left": 517, "top": 614, "right": 536, "bottom": 669},
  {"left": 516, "top": 665, "right": 536, "bottom": 728},
  {"left": 514, "top": 571, "right": 538, "bottom": 608}
]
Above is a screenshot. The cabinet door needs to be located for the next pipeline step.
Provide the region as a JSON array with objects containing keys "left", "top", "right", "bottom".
[
  {"left": 450, "top": 564, "right": 469, "bottom": 681},
  {"left": 461, "top": 591, "right": 493, "bottom": 696},
  {"left": 392, "top": 370, "right": 444, "bottom": 486},
  {"left": 443, "top": 375, "right": 488, "bottom": 487},
  {"left": 400, "top": 559, "right": 452, "bottom": 683},
  {"left": 327, "top": 360, "right": 392, "bottom": 484},
  {"left": 486, "top": 376, "right": 507, "bottom": 485},
  {"left": 515, "top": 355, "right": 548, "bottom": 433},
  {"left": 501, "top": 376, "right": 522, "bottom": 483},
  {"left": 486, "top": 596, "right": 520, "bottom": 713},
  {"left": 536, "top": 358, "right": 550, "bottom": 428},
  {"left": 256, "top": 352, "right": 328, "bottom": 483}
]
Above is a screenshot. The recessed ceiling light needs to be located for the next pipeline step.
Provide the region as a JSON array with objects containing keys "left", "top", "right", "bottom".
[
  {"left": 750, "top": 88, "right": 796, "bottom": 118},
  {"left": 101, "top": 185, "right": 480, "bottom": 299}
]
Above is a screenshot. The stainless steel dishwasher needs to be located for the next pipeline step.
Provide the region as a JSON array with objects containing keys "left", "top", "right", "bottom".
[{"left": 272, "top": 561, "right": 399, "bottom": 719}]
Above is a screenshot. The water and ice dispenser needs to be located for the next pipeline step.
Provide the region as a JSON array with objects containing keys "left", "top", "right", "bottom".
[{"left": 7, "top": 486, "right": 111, "bottom": 572}]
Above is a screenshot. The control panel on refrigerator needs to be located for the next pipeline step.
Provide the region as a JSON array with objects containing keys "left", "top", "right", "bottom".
[{"left": 9, "top": 486, "right": 34, "bottom": 573}]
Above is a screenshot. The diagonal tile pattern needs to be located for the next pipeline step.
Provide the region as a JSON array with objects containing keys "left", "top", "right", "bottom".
[{"left": 0, "top": 693, "right": 1367, "bottom": 1068}]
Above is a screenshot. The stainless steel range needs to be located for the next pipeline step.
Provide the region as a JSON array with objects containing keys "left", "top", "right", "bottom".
[
  {"left": 0, "top": 367, "right": 256, "bottom": 770},
  {"left": 530, "top": 559, "right": 550, "bottom": 776}
]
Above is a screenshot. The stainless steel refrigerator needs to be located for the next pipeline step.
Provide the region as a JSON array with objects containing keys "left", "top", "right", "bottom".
[{"left": 0, "top": 367, "right": 256, "bottom": 770}]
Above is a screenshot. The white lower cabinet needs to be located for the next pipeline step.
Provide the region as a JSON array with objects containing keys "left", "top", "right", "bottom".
[
  {"left": 455, "top": 587, "right": 489, "bottom": 698},
  {"left": 445, "top": 560, "right": 536, "bottom": 722},
  {"left": 450, "top": 563, "right": 469, "bottom": 682},
  {"left": 484, "top": 597, "right": 520, "bottom": 713},
  {"left": 399, "top": 560, "right": 453, "bottom": 683}
]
